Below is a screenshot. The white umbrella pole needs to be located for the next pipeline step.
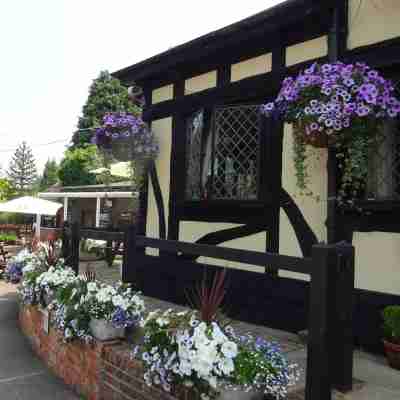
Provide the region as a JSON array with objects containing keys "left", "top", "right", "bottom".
[{"left": 36, "top": 213, "right": 41, "bottom": 239}]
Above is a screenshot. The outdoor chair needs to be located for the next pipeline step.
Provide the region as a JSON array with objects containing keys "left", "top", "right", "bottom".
[{"left": 0, "top": 244, "right": 11, "bottom": 271}]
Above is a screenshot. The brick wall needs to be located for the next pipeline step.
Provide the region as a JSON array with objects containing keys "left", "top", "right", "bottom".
[{"left": 19, "top": 305, "right": 185, "bottom": 400}]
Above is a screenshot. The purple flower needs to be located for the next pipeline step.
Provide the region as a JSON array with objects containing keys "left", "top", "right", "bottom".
[
  {"left": 321, "top": 64, "right": 332, "bottom": 74},
  {"left": 260, "top": 61, "right": 400, "bottom": 140},
  {"left": 93, "top": 112, "right": 158, "bottom": 159},
  {"left": 356, "top": 105, "right": 371, "bottom": 117},
  {"left": 368, "top": 70, "right": 379, "bottom": 79}
]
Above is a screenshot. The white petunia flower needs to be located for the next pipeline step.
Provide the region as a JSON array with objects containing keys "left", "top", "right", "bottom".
[{"left": 221, "top": 341, "right": 238, "bottom": 358}]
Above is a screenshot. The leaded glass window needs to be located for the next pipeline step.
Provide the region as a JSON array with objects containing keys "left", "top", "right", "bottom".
[
  {"left": 185, "top": 105, "right": 261, "bottom": 201},
  {"left": 185, "top": 110, "right": 204, "bottom": 200},
  {"left": 366, "top": 118, "right": 400, "bottom": 200},
  {"left": 366, "top": 79, "right": 400, "bottom": 201}
]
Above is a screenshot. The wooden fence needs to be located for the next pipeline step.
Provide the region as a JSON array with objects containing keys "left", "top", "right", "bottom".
[{"left": 62, "top": 222, "right": 355, "bottom": 400}]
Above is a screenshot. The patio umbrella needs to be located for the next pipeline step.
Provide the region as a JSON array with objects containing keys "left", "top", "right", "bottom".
[
  {"left": 0, "top": 196, "right": 62, "bottom": 216},
  {"left": 90, "top": 162, "right": 131, "bottom": 178}
]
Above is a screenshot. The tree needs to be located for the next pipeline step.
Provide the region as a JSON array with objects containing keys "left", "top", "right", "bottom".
[
  {"left": 58, "top": 145, "right": 100, "bottom": 186},
  {"left": 7, "top": 142, "right": 37, "bottom": 194},
  {"left": 0, "top": 178, "right": 15, "bottom": 201},
  {"left": 39, "top": 159, "right": 59, "bottom": 191},
  {"left": 72, "top": 71, "right": 141, "bottom": 148}
]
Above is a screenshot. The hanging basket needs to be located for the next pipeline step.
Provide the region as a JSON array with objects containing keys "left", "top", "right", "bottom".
[{"left": 111, "top": 138, "right": 133, "bottom": 162}]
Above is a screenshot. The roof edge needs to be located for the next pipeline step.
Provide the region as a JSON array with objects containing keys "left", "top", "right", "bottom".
[{"left": 112, "top": 0, "right": 327, "bottom": 84}]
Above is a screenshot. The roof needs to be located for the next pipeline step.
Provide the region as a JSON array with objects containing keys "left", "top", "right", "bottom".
[
  {"left": 45, "top": 181, "right": 133, "bottom": 193},
  {"left": 39, "top": 191, "right": 136, "bottom": 199},
  {"left": 113, "top": 0, "right": 332, "bottom": 86}
]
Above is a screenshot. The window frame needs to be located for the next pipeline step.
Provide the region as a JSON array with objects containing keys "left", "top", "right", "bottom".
[
  {"left": 183, "top": 102, "right": 265, "bottom": 204},
  {"left": 346, "top": 66, "right": 400, "bottom": 212}
]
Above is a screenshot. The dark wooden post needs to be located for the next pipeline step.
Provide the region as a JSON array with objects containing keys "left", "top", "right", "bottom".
[
  {"left": 61, "top": 222, "right": 69, "bottom": 260},
  {"left": 70, "top": 222, "right": 80, "bottom": 275},
  {"left": 331, "top": 242, "right": 355, "bottom": 392},
  {"left": 306, "top": 244, "right": 338, "bottom": 400},
  {"left": 122, "top": 224, "right": 136, "bottom": 283}
]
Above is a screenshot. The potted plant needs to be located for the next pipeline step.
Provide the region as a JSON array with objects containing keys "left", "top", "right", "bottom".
[
  {"left": 262, "top": 61, "right": 400, "bottom": 207},
  {"left": 35, "top": 262, "right": 77, "bottom": 307},
  {"left": 85, "top": 281, "right": 145, "bottom": 341},
  {"left": 4, "top": 248, "right": 34, "bottom": 284},
  {"left": 92, "top": 112, "right": 158, "bottom": 188},
  {"left": 93, "top": 112, "right": 158, "bottom": 161},
  {"left": 382, "top": 305, "right": 400, "bottom": 370},
  {"left": 52, "top": 276, "right": 93, "bottom": 343},
  {"left": 141, "top": 271, "right": 299, "bottom": 399}
]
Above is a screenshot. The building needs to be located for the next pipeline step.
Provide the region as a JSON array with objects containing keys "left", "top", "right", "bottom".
[
  {"left": 38, "top": 182, "right": 137, "bottom": 239},
  {"left": 112, "top": 0, "right": 400, "bottom": 351}
]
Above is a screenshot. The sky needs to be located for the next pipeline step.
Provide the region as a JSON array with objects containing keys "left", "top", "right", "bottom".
[{"left": 0, "top": 0, "right": 284, "bottom": 175}]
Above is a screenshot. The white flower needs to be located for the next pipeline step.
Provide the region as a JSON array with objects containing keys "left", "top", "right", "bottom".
[
  {"left": 208, "top": 376, "right": 217, "bottom": 389},
  {"left": 211, "top": 322, "right": 228, "bottom": 344},
  {"left": 179, "top": 359, "right": 193, "bottom": 376},
  {"left": 221, "top": 341, "right": 238, "bottom": 359},
  {"left": 87, "top": 282, "right": 97, "bottom": 292},
  {"left": 156, "top": 317, "right": 169, "bottom": 327},
  {"left": 218, "top": 357, "right": 235, "bottom": 375}
]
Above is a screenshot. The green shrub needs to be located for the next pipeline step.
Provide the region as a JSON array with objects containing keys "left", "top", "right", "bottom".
[
  {"left": 0, "top": 233, "right": 17, "bottom": 243},
  {"left": 383, "top": 306, "right": 400, "bottom": 344}
]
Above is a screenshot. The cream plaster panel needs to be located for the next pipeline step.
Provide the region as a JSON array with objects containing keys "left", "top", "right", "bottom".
[
  {"left": 353, "top": 232, "right": 400, "bottom": 295},
  {"left": 286, "top": 36, "right": 328, "bottom": 67},
  {"left": 146, "top": 117, "right": 172, "bottom": 256},
  {"left": 230, "top": 53, "right": 272, "bottom": 82},
  {"left": 348, "top": 0, "right": 400, "bottom": 49},
  {"left": 180, "top": 221, "right": 266, "bottom": 273},
  {"left": 185, "top": 71, "right": 217, "bottom": 95},
  {"left": 152, "top": 85, "right": 173, "bottom": 104},
  {"left": 279, "top": 123, "right": 327, "bottom": 281}
]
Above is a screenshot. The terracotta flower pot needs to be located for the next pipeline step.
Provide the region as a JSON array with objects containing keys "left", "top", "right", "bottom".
[
  {"left": 89, "top": 318, "right": 124, "bottom": 341},
  {"left": 218, "top": 389, "right": 265, "bottom": 400},
  {"left": 42, "top": 291, "right": 56, "bottom": 308},
  {"left": 383, "top": 339, "right": 400, "bottom": 370}
]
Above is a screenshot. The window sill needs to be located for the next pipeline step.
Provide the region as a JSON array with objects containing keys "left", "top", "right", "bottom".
[
  {"left": 179, "top": 200, "right": 271, "bottom": 223},
  {"left": 346, "top": 199, "right": 400, "bottom": 213}
]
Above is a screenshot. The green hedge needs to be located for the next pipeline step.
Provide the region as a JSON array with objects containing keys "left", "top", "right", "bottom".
[{"left": 0, "top": 233, "right": 17, "bottom": 244}]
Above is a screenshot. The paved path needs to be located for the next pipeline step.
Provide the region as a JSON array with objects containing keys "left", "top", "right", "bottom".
[{"left": 0, "top": 282, "right": 78, "bottom": 400}]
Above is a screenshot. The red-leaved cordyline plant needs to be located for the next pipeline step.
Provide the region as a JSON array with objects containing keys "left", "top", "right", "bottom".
[
  {"left": 188, "top": 269, "right": 228, "bottom": 324},
  {"left": 83, "top": 264, "right": 96, "bottom": 282},
  {"left": 30, "top": 237, "right": 40, "bottom": 253}
]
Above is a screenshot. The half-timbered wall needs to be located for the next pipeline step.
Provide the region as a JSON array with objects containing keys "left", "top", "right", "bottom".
[
  {"left": 348, "top": 0, "right": 400, "bottom": 50},
  {"left": 346, "top": 0, "right": 400, "bottom": 296},
  {"left": 146, "top": 116, "right": 172, "bottom": 255},
  {"left": 143, "top": 2, "right": 400, "bottom": 298}
]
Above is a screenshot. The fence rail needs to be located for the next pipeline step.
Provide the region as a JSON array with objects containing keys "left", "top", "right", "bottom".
[
  {"left": 136, "top": 236, "right": 313, "bottom": 274},
  {"left": 62, "top": 222, "right": 355, "bottom": 400}
]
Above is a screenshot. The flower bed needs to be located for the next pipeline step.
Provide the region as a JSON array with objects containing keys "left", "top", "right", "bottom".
[
  {"left": 17, "top": 245, "right": 299, "bottom": 400},
  {"left": 19, "top": 305, "right": 108, "bottom": 400},
  {"left": 20, "top": 304, "right": 186, "bottom": 400}
]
